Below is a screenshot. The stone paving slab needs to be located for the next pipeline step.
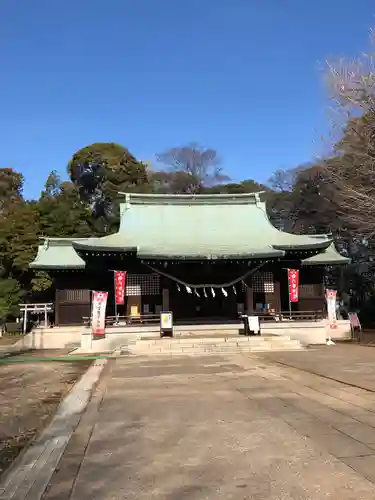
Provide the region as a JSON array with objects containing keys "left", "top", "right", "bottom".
[
  {"left": 8, "top": 349, "right": 375, "bottom": 499},
  {"left": 260, "top": 344, "right": 375, "bottom": 391},
  {"left": 0, "top": 359, "right": 107, "bottom": 500},
  {"left": 40, "top": 354, "right": 375, "bottom": 499}
]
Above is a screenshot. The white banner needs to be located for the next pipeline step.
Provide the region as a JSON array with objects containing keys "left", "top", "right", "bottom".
[
  {"left": 326, "top": 289, "right": 337, "bottom": 329},
  {"left": 91, "top": 291, "right": 108, "bottom": 336}
]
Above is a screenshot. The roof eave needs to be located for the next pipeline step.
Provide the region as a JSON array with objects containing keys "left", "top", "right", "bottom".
[
  {"left": 72, "top": 241, "right": 137, "bottom": 253},
  {"left": 138, "top": 251, "right": 285, "bottom": 260},
  {"left": 274, "top": 240, "right": 332, "bottom": 252},
  {"left": 29, "top": 263, "right": 86, "bottom": 270},
  {"left": 301, "top": 258, "right": 351, "bottom": 266}
]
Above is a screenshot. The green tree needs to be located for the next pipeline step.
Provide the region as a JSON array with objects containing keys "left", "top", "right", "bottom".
[
  {"left": 203, "top": 178, "right": 266, "bottom": 194},
  {"left": 267, "top": 164, "right": 340, "bottom": 234},
  {"left": 68, "top": 143, "right": 149, "bottom": 229},
  {"left": 37, "top": 174, "right": 93, "bottom": 238},
  {"left": 0, "top": 278, "right": 22, "bottom": 322},
  {"left": 0, "top": 168, "right": 24, "bottom": 204},
  {"left": 42, "top": 170, "right": 61, "bottom": 198},
  {"left": 0, "top": 169, "right": 40, "bottom": 319}
]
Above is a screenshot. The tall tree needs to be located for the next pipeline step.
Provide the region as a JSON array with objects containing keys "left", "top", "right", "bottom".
[
  {"left": 156, "top": 143, "right": 228, "bottom": 193},
  {"left": 0, "top": 168, "right": 24, "bottom": 209},
  {"left": 0, "top": 169, "right": 40, "bottom": 319},
  {"left": 42, "top": 170, "right": 61, "bottom": 198},
  {"left": 38, "top": 173, "right": 93, "bottom": 238},
  {"left": 268, "top": 164, "right": 340, "bottom": 234},
  {"left": 68, "top": 143, "right": 148, "bottom": 229},
  {"left": 148, "top": 170, "right": 197, "bottom": 194},
  {"left": 324, "top": 31, "right": 375, "bottom": 238}
]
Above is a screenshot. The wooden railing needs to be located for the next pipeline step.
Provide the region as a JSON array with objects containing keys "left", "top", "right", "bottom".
[
  {"left": 83, "top": 314, "right": 160, "bottom": 328},
  {"left": 82, "top": 310, "right": 326, "bottom": 328},
  {"left": 256, "top": 310, "right": 325, "bottom": 322}
]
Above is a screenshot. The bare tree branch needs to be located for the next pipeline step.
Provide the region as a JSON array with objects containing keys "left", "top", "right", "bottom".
[
  {"left": 324, "top": 30, "right": 375, "bottom": 239},
  {"left": 156, "top": 143, "right": 229, "bottom": 193}
]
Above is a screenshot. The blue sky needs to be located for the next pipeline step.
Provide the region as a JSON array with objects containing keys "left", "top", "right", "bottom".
[{"left": 1, "top": 0, "right": 374, "bottom": 199}]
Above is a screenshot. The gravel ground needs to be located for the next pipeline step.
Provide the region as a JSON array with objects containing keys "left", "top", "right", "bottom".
[{"left": 0, "top": 356, "right": 91, "bottom": 477}]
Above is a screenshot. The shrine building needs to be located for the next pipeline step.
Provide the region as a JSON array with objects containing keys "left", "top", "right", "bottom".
[{"left": 29, "top": 192, "right": 349, "bottom": 326}]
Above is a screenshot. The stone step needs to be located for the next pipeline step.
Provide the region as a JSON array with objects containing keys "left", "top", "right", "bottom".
[
  {"left": 126, "top": 337, "right": 298, "bottom": 348},
  {"left": 123, "top": 334, "right": 303, "bottom": 356},
  {"left": 126, "top": 336, "right": 270, "bottom": 346},
  {"left": 126, "top": 348, "right": 302, "bottom": 356},
  {"left": 127, "top": 344, "right": 302, "bottom": 354}
]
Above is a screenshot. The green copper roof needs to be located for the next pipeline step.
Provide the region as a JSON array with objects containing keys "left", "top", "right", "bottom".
[
  {"left": 72, "top": 192, "right": 333, "bottom": 260},
  {"left": 30, "top": 238, "right": 86, "bottom": 269},
  {"left": 30, "top": 193, "right": 349, "bottom": 268},
  {"left": 301, "top": 242, "right": 350, "bottom": 266}
]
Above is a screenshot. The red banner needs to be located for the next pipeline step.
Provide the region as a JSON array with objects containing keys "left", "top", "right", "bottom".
[
  {"left": 288, "top": 269, "right": 299, "bottom": 303},
  {"left": 115, "top": 271, "right": 127, "bottom": 305}
]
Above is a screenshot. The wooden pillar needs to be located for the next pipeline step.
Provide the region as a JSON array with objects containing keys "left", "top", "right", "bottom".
[
  {"left": 55, "top": 289, "right": 60, "bottom": 326},
  {"left": 245, "top": 287, "right": 253, "bottom": 314},
  {"left": 162, "top": 288, "right": 169, "bottom": 310},
  {"left": 267, "top": 281, "right": 281, "bottom": 312}
]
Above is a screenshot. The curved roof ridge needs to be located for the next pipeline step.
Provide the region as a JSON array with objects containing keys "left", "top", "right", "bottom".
[
  {"left": 118, "top": 191, "right": 267, "bottom": 205},
  {"left": 38, "top": 237, "right": 89, "bottom": 246}
]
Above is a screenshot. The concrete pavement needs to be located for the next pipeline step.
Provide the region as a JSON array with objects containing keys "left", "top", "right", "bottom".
[{"left": 39, "top": 350, "right": 375, "bottom": 499}]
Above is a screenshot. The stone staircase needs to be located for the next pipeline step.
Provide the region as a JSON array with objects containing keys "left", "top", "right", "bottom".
[{"left": 120, "top": 334, "right": 303, "bottom": 356}]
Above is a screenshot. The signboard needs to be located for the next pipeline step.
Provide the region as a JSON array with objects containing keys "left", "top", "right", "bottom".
[
  {"left": 160, "top": 311, "right": 173, "bottom": 337},
  {"left": 326, "top": 289, "right": 337, "bottom": 329},
  {"left": 349, "top": 312, "right": 361, "bottom": 331},
  {"left": 114, "top": 271, "right": 127, "bottom": 305},
  {"left": 248, "top": 315, "right": 260, "bottom": 334},
  {"left": 288, "top": 269, "right": 299, "bottom": 303},
  {"left": 91, "top": 291, "right": 108, "bottom": 336}
]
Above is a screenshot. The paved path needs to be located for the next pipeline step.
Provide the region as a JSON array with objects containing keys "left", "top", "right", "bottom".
[
  {"left": 260, "top": 343, "right": 375, "bottom": 391},
  {"left": 39, "top": 350, "right": 375, "bottom": 500}
]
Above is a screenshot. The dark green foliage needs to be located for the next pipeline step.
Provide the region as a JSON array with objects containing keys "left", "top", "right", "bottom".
[{"left": 68, "top": 143, "right": 148, "bottom": 230}]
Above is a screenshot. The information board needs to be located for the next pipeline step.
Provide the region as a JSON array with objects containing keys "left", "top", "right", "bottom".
[{"left": 160, "top": 311, "right": 173, "bottom": 337}]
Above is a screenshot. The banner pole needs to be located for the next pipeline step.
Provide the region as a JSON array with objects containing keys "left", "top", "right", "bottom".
[
  {"left": 114, "top": 271, "right": 118, "bottom": 324},
  {"left": 287, "top": 269, "right": 292, "bottom": 319}
]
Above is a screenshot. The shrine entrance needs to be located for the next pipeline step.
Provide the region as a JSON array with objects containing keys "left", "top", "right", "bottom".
[{"left": 169, "top": 286, "right": 240, "bottom": 321}]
